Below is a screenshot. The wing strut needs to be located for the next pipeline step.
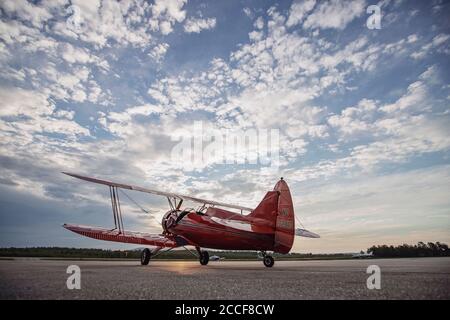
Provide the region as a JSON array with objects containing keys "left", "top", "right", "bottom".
[
  {"left": 167, "top": 196, "right": 183, "bottom": 211},
  {"left": 109, "top": 186, "right": 124, "bottom": 234}
]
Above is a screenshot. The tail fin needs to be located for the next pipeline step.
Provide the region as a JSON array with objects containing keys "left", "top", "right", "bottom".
[
  {"left": 273, "top": 178, "right": 295, "bottom": 254},
  {"left": 248, "top": 178, "right": 295, "bottom": 254},
  {"left": 248, "top": 191, "right": 279, "bottom": 221}
]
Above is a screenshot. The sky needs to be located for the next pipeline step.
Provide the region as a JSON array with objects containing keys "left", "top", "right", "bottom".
[{"left": 0, "top": 0, "right": 449, "bottom": 253}]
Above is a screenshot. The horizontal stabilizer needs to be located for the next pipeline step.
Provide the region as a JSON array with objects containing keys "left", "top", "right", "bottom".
[{"left": 295, "top": 228, "right": 320, "bottom": 238}]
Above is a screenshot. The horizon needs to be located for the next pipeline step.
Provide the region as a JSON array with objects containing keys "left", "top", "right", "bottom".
[{"left": 2, "top": 242, "right": 448, "bottom": 255}]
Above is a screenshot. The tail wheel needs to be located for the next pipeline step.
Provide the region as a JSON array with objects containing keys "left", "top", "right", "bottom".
[
  {"left": 141, "top": 248, "right": 151, "bottom": 265},
  {"left": 199, "top": 251, "right": 209, "bottom": 265},
  {"left": 263, "top": 255, "right": 274, "bottom": 268}
]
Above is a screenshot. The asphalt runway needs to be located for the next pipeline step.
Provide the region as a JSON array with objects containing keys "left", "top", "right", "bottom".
[{"left": 0, "top": 257, "right": 449, "bottom": 299}]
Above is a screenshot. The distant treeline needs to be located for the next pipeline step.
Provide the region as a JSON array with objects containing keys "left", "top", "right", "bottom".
[
  {"left": 368, "top": 242, "right": 450, "bottom": 258},
  {"left": 0, "top": 247, "right": 349, "bottom": 260},
  {"left": 0, "top": 247, "right": 139, "bottom": 259}
]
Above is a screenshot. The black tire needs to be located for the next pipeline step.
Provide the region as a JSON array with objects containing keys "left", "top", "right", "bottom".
[
  {"left": 141, "top": 248, "right": 151, "bottom": 265},
  {"left": 263, "top": 255, "right": 274, "bottom": 268},
  {"left": 199, "top": 251, "right": 209, "bottom": 265}
]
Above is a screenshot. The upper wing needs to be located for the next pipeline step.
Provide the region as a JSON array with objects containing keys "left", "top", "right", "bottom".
[
  {"left": 63, "top": 172, "right": 253, "bottom": 212},
  {"left": 63, "top": 223, "right": 183, "bottom": 247}
]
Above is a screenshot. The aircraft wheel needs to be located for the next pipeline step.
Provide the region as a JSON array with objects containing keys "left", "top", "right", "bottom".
[
  {"left": 199, "top": 251, "right": 209, "bottom": 265},
  {"left": 263, "top": 255, "right": 274, "bottom": 268},
  {"left": 141, "top": 248, "right": 151, "bottom": 265}
]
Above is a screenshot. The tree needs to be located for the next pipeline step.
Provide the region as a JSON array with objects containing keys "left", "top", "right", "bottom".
[{"left": 367, "top": 242, "right": 450, "bottom": 258}]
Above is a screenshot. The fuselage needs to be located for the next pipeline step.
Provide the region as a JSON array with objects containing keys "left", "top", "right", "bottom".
[
  {"left": 163, "top": 207, "right": 276, "bottom": 251},
  {"left": 161, "top": 178, "right": 295, "bottom": 253}
]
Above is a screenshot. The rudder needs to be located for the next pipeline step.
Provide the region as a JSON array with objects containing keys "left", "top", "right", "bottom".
[{"left": 273, "top": 178, "right": 295, "bottom": 254}]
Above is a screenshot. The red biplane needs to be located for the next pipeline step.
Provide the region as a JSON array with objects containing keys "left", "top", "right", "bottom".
[{"left": 63, "top": 173, "right": 319, "bottom": 267}]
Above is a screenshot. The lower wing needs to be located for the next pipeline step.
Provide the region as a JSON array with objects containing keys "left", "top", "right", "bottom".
[{"left": 63, "top": 224, "right": 184, "bottom": 247}]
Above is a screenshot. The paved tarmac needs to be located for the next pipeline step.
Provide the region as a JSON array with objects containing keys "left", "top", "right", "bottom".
[{"left": 0, "top": 257, "right": 449, "bottom": 299}]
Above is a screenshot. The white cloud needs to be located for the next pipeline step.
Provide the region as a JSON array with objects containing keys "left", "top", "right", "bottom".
[
  {"left": 151, "top": 0, "right": 187, "bottom": 35},
  {"left": 286, "top": 0, "right": 316, "bottom": 28},
  {"left": 431, "top": 33, "right": 450, "bottom": 47},
  {"left": 87, "top": 80, "right": 105, "bottom": 104},
  {"left": 48, "top": 0, "right": 158, "bottom": 47},
  {"left": 0, "top": 66, "right": 26, "bottom": 82},
  {"left": 243, "top": 7, "right": 253, "bottom": 18},
  {"left": 0, "top": 19, "right": 57, "bottom": 55},
  {"left": 89, "top": 0, "right": 150, "bottom": 45},
  {"left": 184, "top": 17, "right": 217, "bottom": 33},
  {"left": 152, "top": 0, "right": 187, "bottom": 23},
  {"left": 411, "top": 33, "right": 450, "bottom": 60},
  {"left": 328, "top": 99, "right": 378, "bottom": 137},
  {"left": 71, "top": 88, "right": 87, "bottom": 102},
  {"left": 303, "top": 0, "right": 366, "bottom": 30},
  {"left": 301, "top": 67, "right": 450, "bottom": 179},
  {"left": 38, "top": 64, "right": 93, "bottom": 103},
  {"left": 148, "top": 87, "right": 170, "bottom": 105},
  {"left": 159, "top": 20, "right": 173, "bottom": 35},
  {"left": 54, "top": 109, "right": 75, "bottom": 120},
  {"left": 0, "top": 0, "right": 53, "bottom": 28},
  {"left": 107, "top": 104, "right": 163, "bottom": 125},
  {"left": 380, "top": 81, "right": 427, "bottom": 113},
  {"left": 0, "top": 86, "right": 90, "bottom": 159},
  {"left": 254, "top": 17, "right": 264, "bottom": 30},
  {"left": 248, "top": 30, "right": 263, "bottom": 42},
  {"left": 0, "top": 87, "right": 54, "bottom": 118},
  {"left": 60, "top": 43, "right": 92, "bottom": 64},
  {"left": 148, "top": 43, "right": 169, "bottom": 62},
  {"left": 59, "top": 43, "right": 109, "bottom": 71},
  {"left": 139, "top": 5, "right": 427, "bottom": 169}
]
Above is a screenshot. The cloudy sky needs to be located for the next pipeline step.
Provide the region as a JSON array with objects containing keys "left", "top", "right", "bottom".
[{"left": 1, "top": 0, "right": 449, "bottom": 253}]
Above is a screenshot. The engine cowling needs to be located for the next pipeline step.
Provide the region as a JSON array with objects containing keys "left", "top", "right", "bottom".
[{"left": 162, "top": 209, "right": 179, "bottom": 233}]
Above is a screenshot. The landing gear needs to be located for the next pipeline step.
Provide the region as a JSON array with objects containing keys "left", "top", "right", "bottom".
[
  {"left": 263, "top": 255, "right": 274, "bottom": 268},
  {"left": 141, "top": 248, "right": 151, "bottom": 265},
  {"left": 199, "top": 250, "right": 209, "bottom": 265},
  {"left": 195, "top": 246, "right": 209, "bottom": 265},
  {"left": 259, "top": 251, "right": 274, "bottom": 267}
]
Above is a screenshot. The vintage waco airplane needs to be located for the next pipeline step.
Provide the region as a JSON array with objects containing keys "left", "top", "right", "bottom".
[{"left": 63, "top": 173, "right": 319, "bottom": 267}]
